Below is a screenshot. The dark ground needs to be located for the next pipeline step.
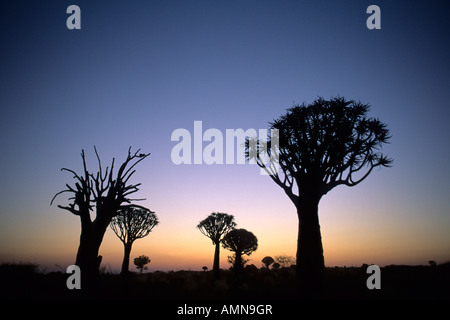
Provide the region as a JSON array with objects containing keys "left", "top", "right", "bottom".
[{"left": 1, "top": 262, "right": 449, "bottom": 300}]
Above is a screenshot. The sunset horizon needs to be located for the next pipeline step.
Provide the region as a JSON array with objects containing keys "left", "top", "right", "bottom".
[{"left": 1, "top": 1, "right": 449, "bottom": 301}]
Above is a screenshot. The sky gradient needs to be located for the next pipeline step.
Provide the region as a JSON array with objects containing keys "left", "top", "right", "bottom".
[{"left": 1, "top": 0, "right": 449, "bottom": 272}]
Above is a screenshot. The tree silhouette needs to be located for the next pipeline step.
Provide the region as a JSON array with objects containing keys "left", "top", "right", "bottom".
[
  {"left": 110, "top": 205, "right": 158, "bottom": 275},
  {"left": 246, "top": 97, "right": 392, "bottom": 291},
  {"left": 272, "top": 262, "right": 281, "bottom": 270},
  {"left": 51, "top": 147, "right": 150, "bottom": 284},
  {"left": 197, "top": 212, "right": 236, "bottom": 278},
  {"left": 134, "top": 255, "right": 150, "bottom": 274},
  {"left": 262, "top": 256, "right": 275, "bottom": 269},
  {"left": 222, "top": 228, "right": 258, "bottom": 274}
]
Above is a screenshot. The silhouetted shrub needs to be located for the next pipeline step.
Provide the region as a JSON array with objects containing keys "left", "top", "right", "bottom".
[{"left": 0, "top": 262, "right": 39, "bottom": 275}]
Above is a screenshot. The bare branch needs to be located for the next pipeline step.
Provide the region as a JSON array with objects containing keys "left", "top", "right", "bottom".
[
  {"left": 122, "top": 152, "right": 150, "bottom": 182},
  {"left": 57, "top": 204, "right": 79, "bottom": 216},
  {"left": 50, "top": 189, "right": 71, "bottom": 206},
  {"left": 345, "top": 163, "right": 374, "bottom": 187}
]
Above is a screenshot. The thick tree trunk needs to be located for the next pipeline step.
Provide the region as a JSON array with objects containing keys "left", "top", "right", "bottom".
[
  {"left": 296, "top": 197, "right": 325, "bottom": 294},
  {"left": 234, "top": 251, "right": 243, "bottom": 274},
  {"left": 75, "top": 230, "right": 102, "bottom": 289},
  {"left": 213, "top": 242, "right": 220, "bottom": 278},
  {"left": 74, "top": 214, "right": 111, "bottom": 287},
  {"left": 121, "top": 242, "right": 133, "bottom": 275}
]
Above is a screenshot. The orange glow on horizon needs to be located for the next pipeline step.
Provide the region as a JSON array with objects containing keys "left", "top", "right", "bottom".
[{"left": 1, "top": 165, "right": 449, "bottom": 272}]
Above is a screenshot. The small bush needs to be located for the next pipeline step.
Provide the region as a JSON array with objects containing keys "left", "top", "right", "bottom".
[{"left": 0, "top": 262, "right": 39, "bottom": 275}]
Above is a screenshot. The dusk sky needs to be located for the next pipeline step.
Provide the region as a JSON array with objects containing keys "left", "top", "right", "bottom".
[{"left": 1, "top": 0, "right": 449, "bottom": 272}]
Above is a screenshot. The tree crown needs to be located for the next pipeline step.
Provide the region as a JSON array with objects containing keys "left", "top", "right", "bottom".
[
  {"left": 110, "top": 205, "right": 158, "bottom": 244},
  {"left": 222, "top": 228, "right": 258, "bottom": 256},
  {"left": 134, "top": 255, "right": 150, "bottom": 272},
  {"left": 262, "top": 256, "right": 275, "bottom": 268},
  {"left": 51, "top": 147, "right": 150, "bottom": 221},
  {"left": 247, "top": 97, "right": 392, "bottom": 203},
  {"left": 197, "top": 212, "right": 236, "bottom": 244}
]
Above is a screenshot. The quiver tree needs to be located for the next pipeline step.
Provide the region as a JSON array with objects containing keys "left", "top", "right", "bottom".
[
  {"left": 110, "top": 205, "right": 158, "bottom": 275},
  {"left": 262, "top": 256, "right": 275, "bottom": 269},
  {"left": 222, "top": 228, "right": 258, "bottom": 274},
  {"left": 246, "top": 97, "right": 392, "bottom": 292},
  {"left": 197, "top": 212, "right": 236, "bottom": 278},
  {"left": 134, "top": 255, "right": 151, "bottom": 274},
  {"left": 51, "top": 147, "right": 150, "bottom": 283}
]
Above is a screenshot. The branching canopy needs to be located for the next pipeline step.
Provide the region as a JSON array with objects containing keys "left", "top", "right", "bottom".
[
  {"left": 222, "top": 228, "right": 258, "bottom": 256},
  {"left": 134, "top": 255, "right": 151, "bottom": 273},
  {"left": 197, "top": 212, "right": 236, "bottom": 245},
  {"left": 246, "top": 97, "right": 392, "bottom": 205},
  {"left": 110, "top": 205, "right": 158, "bottom": 244},
  {"left": 51, "top": 147, "right": 150, "bottom": 222},
  {"left": 262, "top": 256, "right": 275, "bottom": 268}
]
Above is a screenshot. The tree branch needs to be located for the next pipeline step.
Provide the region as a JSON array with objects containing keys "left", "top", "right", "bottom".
[
  {"left": 255, "top": 153, "right": 299, "bottom": 206},
  {"left": 57, "top": 204, "right": 79, "bottom": 216}
]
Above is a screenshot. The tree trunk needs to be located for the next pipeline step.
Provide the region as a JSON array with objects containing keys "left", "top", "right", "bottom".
[
  {"left": 75, "top": 229, "right": 102, "bottom": 289},
  {"left": 234, "top": 251, "right": 243, "bottom": 274},
  {"left": 296, "top": 196, "right": 324, "bottom": 295},
  {"left": 74, "top": 214, "right": 111, "bottom": 287},
  {"left": 213, "top": 242, "right": 220, "bottom": 278},
  {"left": 121, "top": 242, "right": 133, "bottom": 275}
]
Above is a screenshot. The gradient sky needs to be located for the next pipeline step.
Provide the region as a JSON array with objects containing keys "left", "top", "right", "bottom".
[{"left": 1, "top": 0, "right": 449, "bottom": 273}]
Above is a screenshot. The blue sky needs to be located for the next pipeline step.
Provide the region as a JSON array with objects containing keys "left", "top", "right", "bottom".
[{"left": 0, "top": 0, "right": 449, "bottom": 271}]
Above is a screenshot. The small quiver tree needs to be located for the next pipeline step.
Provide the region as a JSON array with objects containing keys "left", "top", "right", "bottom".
[
  {"left": 262, "top": 256, "right": 275, "bottom": 269},
  {"left": 197, "top": 212, "right": 236, "bottom": 278},
  {"left": 222, "top": 228, "right": 258, "bottom": 275},
  {"left": 110, "top": 205, "right": 158, "bottom": 274},
  {"left": 134, "top": 255, "right": 151, "bottom": 274}
]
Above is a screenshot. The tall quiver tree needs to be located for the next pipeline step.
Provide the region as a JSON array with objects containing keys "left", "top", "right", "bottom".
[
  {"left": 110, "top": 205, "right": 158, "bottom": 274},
  {"left": 51, "top": 147, "right": 150, "bottom": 285},
  {"left": 197, "top": 212, "right": 236, "bottom": 278},
  {"left": 247, "top": 97, "right": 392, "bottom": 292}
]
